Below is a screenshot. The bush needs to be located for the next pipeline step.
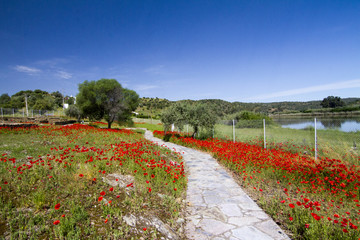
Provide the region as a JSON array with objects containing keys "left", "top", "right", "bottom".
[{"left": 236, "top": 120, "right": 263, "bottom": 128}]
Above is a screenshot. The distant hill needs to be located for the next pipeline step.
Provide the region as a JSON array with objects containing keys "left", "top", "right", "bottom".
[{"left": 136, "top": 97, "right": 360, "bottom": 119}]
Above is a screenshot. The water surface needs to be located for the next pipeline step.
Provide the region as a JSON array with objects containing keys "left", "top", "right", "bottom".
[{"left": 273, "top": 117, "right": 360, "bottom": 132}]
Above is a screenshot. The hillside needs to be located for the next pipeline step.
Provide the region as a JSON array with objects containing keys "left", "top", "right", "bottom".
[{"left": 135, "top": 97, "right": 360, "bottom": 119}]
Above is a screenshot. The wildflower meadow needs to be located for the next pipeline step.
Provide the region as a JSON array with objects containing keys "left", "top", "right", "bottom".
[
  {"left": 154, "top": 130, "right": 360, "bottom": 239},
  {"left": 0, "top": 124, "right": 186, "bottom": 239}
]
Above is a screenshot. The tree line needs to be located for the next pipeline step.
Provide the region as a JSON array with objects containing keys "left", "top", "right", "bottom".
[
  {"left": 0, "top": 90, "right": 75, "bottom": 110},
  {"left": 1, "top": 79, "right": 139, "bottom": 129}
]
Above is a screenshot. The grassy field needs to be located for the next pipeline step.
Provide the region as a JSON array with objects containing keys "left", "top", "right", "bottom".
[
  {"left": 212, "top": 124, "right": 360, "bottom": 165},
  {"left": 0, "top": 124, "right": 186, "bottom": 239}
]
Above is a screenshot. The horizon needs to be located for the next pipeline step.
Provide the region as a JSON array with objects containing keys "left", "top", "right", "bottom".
[{"left": 1, "top": 1, "right": 360, "bottom": 103}]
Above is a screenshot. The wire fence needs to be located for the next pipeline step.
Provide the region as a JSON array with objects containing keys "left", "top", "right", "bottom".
[
  {"left": 170, "top": 117, "right": 360, "bottom": 164},
  {"left": 1, "top": 108, "right": 65, "bottom": 119}
]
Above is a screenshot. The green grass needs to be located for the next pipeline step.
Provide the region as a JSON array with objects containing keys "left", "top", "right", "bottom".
[
  {"left": 134, "top": 122, "right": 164, "bottom": 132},
  {"left": 211, "top": 124, "right": 360, "bottom": 164},
  {"left": 0, "top": 125, "right": 187, "bottom": 239}
]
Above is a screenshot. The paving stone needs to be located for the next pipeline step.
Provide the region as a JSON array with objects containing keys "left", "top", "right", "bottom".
[
  {"left": 219, "top": 203, "right": 243, "bottom": 217},
  {"left": 228, "top": 216, "right": 261, "bottom": 226},
  {"left": 255, "top": 220, "right": 290, "bottom": 240},
  {"left": 144, "top": 131, "right": 290, "bottom": 240},
  {"left": 204, "top": 195, "right": 223, "bottom": 205},
  {"left": 232, "top": 226, "right": 273, "bottom": 240},
  {"left": 201, "top": 207, "right": 227, "bottom": 221},
  {"left": 199, "top": 219, "right": 235, "bottom": 235},
  {"left": 245, "top": 211, "right": 270, "bottom": 220}
]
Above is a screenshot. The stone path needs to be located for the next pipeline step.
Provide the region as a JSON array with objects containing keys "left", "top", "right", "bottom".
[{"left": 144, "top": 130, "right": 290, "bottom": 240}]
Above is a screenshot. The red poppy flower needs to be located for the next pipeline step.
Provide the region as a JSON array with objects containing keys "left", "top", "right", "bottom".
[
  {"left": 54, "top": 203, "right": 61, "bottom": 210},
  {"left": 98, "top": 196, "right": 103, "bottom": 201},
  {"left": 53, "top": 220, "right": 60, "bottom": 225},
  {"left": 289, "top": 203, "right": 295, "bottom": 208},
  {"left": 109, "top": 187, "right": 113, "bottom": 192},
  {"left": 100, "top": 191, "right": 106, "bottom": 196},
  {"left": 104, "top": 218, "right": 108, "bottom": 223},
  {"left": 143, "top": 228, "right": 147, "bottom": 231},
  {"left": 305, "top": 224, "right": 309, "bottom": 228},
  {"left": 79, "top": 174, "right": 84, "bottom": 177}
]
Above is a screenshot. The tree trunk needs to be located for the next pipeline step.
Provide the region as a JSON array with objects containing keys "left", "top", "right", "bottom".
[
  {"left": 192, "top": 126, "right": 198, "bottom": 138},
  {"left": 108, "top": 121, "right": 112, "bottom": 129}
]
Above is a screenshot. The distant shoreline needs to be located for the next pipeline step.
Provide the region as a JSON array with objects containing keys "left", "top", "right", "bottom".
[{"left": 270, "top": 111, "right": 360, "bottom": 118}]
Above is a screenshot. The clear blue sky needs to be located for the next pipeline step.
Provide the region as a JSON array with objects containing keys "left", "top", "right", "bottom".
[{"left": 1, "top": 0, "right": 359, "bottom": 102}]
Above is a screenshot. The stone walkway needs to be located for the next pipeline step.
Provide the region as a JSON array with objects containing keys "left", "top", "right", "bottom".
[{"left": 144, "top": 130, "right": 290, "bottom": 240}]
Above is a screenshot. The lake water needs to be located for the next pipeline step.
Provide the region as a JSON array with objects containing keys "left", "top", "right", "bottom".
[{"left": 273, "top": 117, "right": 360, "bottom": 132}]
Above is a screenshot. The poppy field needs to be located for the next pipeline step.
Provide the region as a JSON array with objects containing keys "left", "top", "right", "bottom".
[
  {"left": 154, "top": 130, "right": 360, "bottom": 239},
  {"left": 0, "top": 124, "right": 186, "bottom": 239}
]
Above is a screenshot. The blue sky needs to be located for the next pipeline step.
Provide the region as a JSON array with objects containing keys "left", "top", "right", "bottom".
[{"left": 1, "top": 0, "right": 359, "bottom": 102}]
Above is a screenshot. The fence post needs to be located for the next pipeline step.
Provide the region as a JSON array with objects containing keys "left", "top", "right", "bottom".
[
  {"left": 263, "top": 119, "right": 266, "bottom": 149},
  {"left": 314, "top": 118, "right": 317, "bottom": 161},
  {"left": 233, "top": 119, "right": 235, "bottom": 143}
]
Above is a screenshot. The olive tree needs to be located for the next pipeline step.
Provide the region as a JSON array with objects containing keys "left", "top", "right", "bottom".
[
  {"left": 65, "top": 105, "right": 82, "bottom": 122},
  {"left": 161, "top": 102, "right": 216, "bottom": 138},
  {"left": 76, "top": 79, "right": 139, "bottom": 128}
]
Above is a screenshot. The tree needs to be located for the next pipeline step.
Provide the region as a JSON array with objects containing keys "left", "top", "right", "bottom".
[
  {"left": 117, "top": 88, "right": 139, "bottom": 124},
  {"left": 0, "top": 93, "right": 11, "bottom": 108},
  {"left": 76, "top": 79, "right": 139, "bottom": 128},
  {"left": 51, "top": 91, "right": 63, "bottom": 108},
  {"left": 65, "top": 105, "right": 81, "bottom": 122},
  {"left": 65, "top": 96, "right": 75, "bottom": 105},
  {"left": 161, "top": 102, "right": 217, "bottom": 138},
  {"left": 321, "top": 96, "right": 345, "bottom": 108}
]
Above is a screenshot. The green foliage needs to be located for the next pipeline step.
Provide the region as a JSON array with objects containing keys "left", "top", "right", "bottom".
[
  {"left": 65, "top": 105, "right": 81, "bottom": 121},
  {"left": 65, "top": 96, "right": 75, "bottom": 105},
  {"left": 51, "top": 91, "right": 64, "bottom": 108},
  {"left": 137, "top": 97, "right": 360, "bottom": 118},
  {"left": 321, "top": 96, "right": 345, "bottom": 108},
  {"left": 161, "top": 102, "right": 217, "bottom": 137},
  {"left": 0, "top": 94, "right": 11, "bottom": 108},
  {"left": 137, "top": 97, "right": 172, "bottom": 119},
  {"left": 227, "top": 111, "right": 274, "bottom": 128},
  {"left": 76, "top": 79, "right": 139, "bottom": 128},
  {"left": 32, "top": 94, "right": 55, "bottom": 110},
  {"left": 1, "top": 90, "right": 66, "bottom": 110}
]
